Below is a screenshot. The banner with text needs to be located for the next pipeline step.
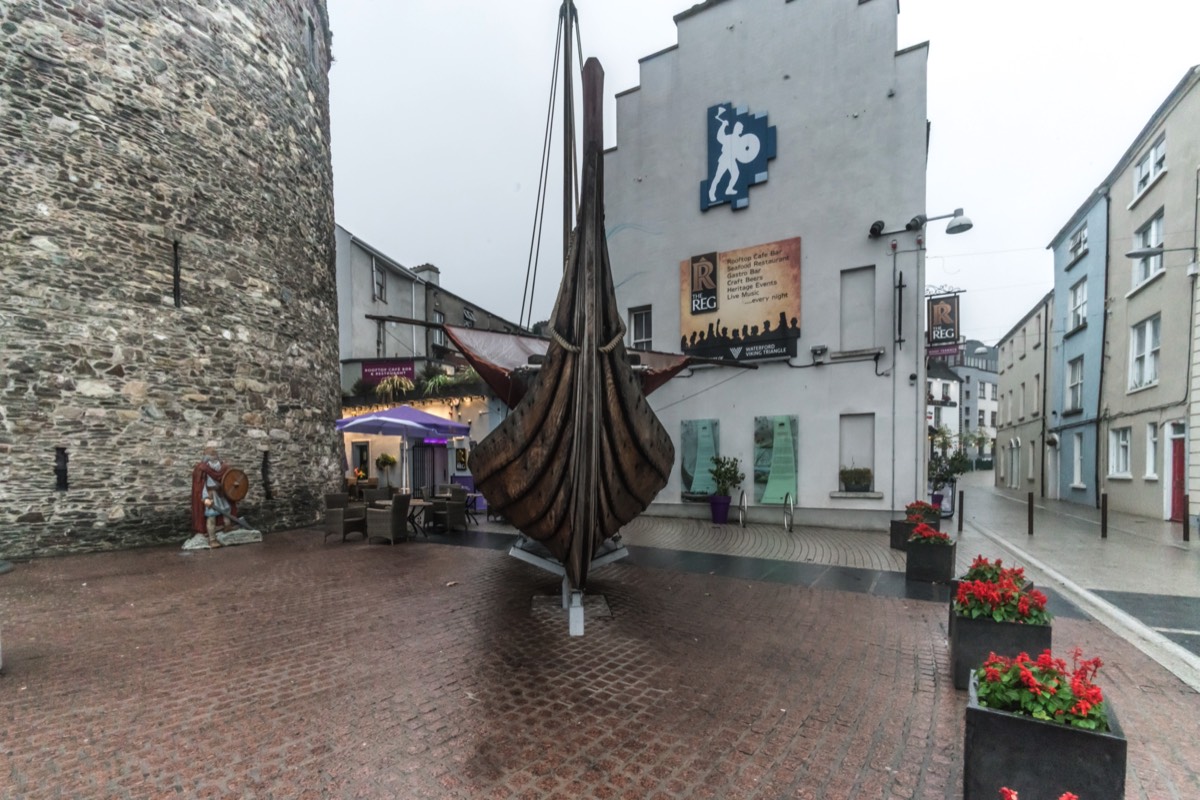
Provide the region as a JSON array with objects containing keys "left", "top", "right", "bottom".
[
  {"left": 361, "top": 359, "right": 416, "bottom": 385},
  {"left": 926, "top": 294, "right": 960, "bottom": 357},
  {"left": 678, "top": 237, "right": 801, "bottom": 361}
]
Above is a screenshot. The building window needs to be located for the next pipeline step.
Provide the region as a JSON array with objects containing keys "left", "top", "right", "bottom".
[
  {"left": 433, "top": 311, "right": 446, "bottom": 347},
  {"left": 1129, "top": 315, "right": 1160, "bottom": 390},
  {"left": 1067, "top": 357, "right": 1083, "bottom": 411},
  {"left": 1018, "top": 383, "right": 1025, "bottom": 419},
  {"left": 1069, "top": 278, "right": 1087, "bottom": 331},
  {"left": 1072, "top": 432, "right": 1084, "bottom": 486},
  {"left": 1133, "top": 212, "right": 1164, "bottom": 286},
  {"left": 1033, "top": 375, "right": 1040, "bottom": 415},
  {"left": 1068, "top": 224, "right": 1088, "bottom": 260},
  {"left": 1109, "top": 427, "right": 1131, "bottom": 476},
  {"left": 1146, "top": 423, "right": 1159, "bottom": 479},
  {"left": 629, "top": 306, "right": 652, "bottom": 351},
  {"left": 1134, "top": 135, "right": 1166, "bottom": 195},
  {"left": 989, "top": 410, "right": 996, "bottom": 427},
  {"left": 376, "top": 320, "right": 385, "bottom": 357},
  {"left": 978, "top": 409, "right": 985, "bottom": 428},
  {"left": 372, "top": 257, "right": 386, "bottom": 301},
  {"left": 463, "top": 308, "right": 476, "bottom": 328},
  {"left": 1028, "top": 439, "right": 1035, "bottom": 481}
]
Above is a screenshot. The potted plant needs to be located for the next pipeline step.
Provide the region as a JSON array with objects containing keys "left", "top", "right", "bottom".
[
  {"left": 929, "top": 448, "right": 970, "bottom": 508},
  {"left": 708, "top": 455, "right": 744, "bottom": 525},
  {"left": 964, "top": 649, "right": 1126, "bottom": 799},
  {"left": 949, "top": 555, "right": 1034, "bottom": 634},
  {"left": 904, "top": 522, "right": 956, "bottom": 583},
  {"left": 950, "top": 569, "right": 1052, "bottom": 689},
  {"left": 838, "top": 466, "right": 873, "bottom": 492},
  {"left": 374, "top": 452, "right": 397, "bottom": 487},
  {"left": 890, "top": 499, "right": 942, "bottom": 550}
]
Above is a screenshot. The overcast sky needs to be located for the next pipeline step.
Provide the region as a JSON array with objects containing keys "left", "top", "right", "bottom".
[{"left": 327, "top": 0, "right": 1200, "bottom": 345}]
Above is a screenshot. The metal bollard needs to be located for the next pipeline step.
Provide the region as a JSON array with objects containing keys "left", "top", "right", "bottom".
[
  {"left": 1184, "top": 496, "right": 1191, "bottom": 542},
  {"left": 1027, "top": 492, "right": 1034, "bottom": 536},
  {"left": 1101, "top": 493, "right": 1108, "bottom": 539},
  {"left": 957, "top": 489, "right": 964, "bottom": 533}
]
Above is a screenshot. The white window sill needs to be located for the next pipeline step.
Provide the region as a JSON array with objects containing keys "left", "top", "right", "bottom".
[
  {"left": 1127, "top": 168, "right": 1167, "bottom": 210},
  {"left": 829, "top": 491, "right": 884, "bottom": 500},
  {"left": 1107, "top": 473, "right": 1133, "bottom": 481},
  {"left": 1064, "top": 248, "right": 1089, "bottom": 271},
  {"left": 1126, "top": 268, "right": 1166, "bottom": 298},
  {"left": 1127, "top": 381, "right": 1159, "bottom": 396},
  {"left": 1069, "top": 483, "right": 1087, "bottom": 490},
  {"left": 1144, "top": 474, "right": 1159, "bottom": 482}
]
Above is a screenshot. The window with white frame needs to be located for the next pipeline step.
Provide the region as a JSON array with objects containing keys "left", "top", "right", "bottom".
[
  {"left": 1133, "top": 212, "right": 1164, "bottom": 285},
  {"left": 1068, "top": 224, "right": 1088, "bottom": 261},
  {"left": 1109, "top": 427, "right": 1131, "bottom": 476},
  {"left": 462, "top": 308, "right": 476, "bottom": 328},
  {"left": 1134, "top": 135, "right": 1166, "bottom": 195},
  {"left": 432, "top": 311, "right": 446, "bottom": 347},
  {"left": 1033, "top": 375, "right": 1040, "bottom": 415},
  {"left": 629, "top": 306, "right": 652, "bottom": 351},
  {"left": 1067, "top": 356, "right": 1084, "bottom": 411},
  {"left": 1145, "top": 423, "right": 1158, "bottom": 478},
  {"left": 1072, "top": 432, "right": 1084, "bottom": 486},
  {"left": 1028, "top": 439, "right": 1035, "bottom": 480},
  {"left": 1019, "top": 383, "right": 1026, "bottom": 418},
  {"left": 375, "top": 320, "right": 385, "bottom": 357},
  {"left": 372, "top": 257, "right": 386, "bottom": 301},
  {"left": 1069, "top": 278, "right": 1087, "bottom": 331},
  {"left": 1129, "top": 315, "right": 1160, "bottom": 390},
  {"left": 978, "top": 409, "right": 985, "bottom": 428}
]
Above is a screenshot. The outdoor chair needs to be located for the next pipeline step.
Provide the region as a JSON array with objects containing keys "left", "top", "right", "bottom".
[
  {"left": 324, "top": 493, "right": 349, "bottom": 509},
  {"left": 365, "top": 508, "right": 397, "bottom": 545},
  {"left": 390, "top": 494, "right": 412, "bottom": 541},
  {"left": 323, "top": 507, "right": 367, "bottom": 543},
  {"left": 429, "top": 497, "right": 467, "bottom": 533},
  {"left": 363, "top": 487, "right": 391, "bottom": 506}
]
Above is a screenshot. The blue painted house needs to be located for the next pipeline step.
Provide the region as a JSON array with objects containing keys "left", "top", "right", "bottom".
[{"left": 1046, "top": 193, "right": 1107, "bottom": 508}]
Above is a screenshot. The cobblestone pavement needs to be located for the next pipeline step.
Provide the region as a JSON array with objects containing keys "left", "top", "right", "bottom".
[{"left": 1, "top": 528, "right": 1198, "bottom": 799}]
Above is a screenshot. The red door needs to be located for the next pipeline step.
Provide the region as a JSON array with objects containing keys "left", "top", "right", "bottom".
[{"left": 1171, "top": 438, "right": 1185, "bottom": 522}]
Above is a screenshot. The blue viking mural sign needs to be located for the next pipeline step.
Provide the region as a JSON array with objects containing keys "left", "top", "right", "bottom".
[{"left": 700, "top": 103, "right": 776, "bottom": 211}]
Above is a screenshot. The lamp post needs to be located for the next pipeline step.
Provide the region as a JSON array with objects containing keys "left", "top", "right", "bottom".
[{"left": 868, "top": 208, "right": 974, "bottom": 239}]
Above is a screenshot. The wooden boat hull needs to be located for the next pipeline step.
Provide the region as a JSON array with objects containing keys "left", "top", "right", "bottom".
[{"left": 469, "top": 58, "right": 674, "bottom": 588}]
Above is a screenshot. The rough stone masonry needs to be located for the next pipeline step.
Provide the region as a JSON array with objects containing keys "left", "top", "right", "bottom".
[{"left": 0, "top": 0, "right": 341, "bottom": 557}]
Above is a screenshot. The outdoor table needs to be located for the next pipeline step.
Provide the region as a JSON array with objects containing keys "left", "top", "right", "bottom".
[{"left": 408, "top": 499, "right": 432, "bottom": 537}]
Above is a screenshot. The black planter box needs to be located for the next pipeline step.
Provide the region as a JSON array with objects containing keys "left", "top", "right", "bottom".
[
  {"left": 951, "top": 613, "right": 1051, "bottom": 690},
  {"left": 905, "top": 541, "right": 955, "bottom": 583},
  {"left": 964, "top": 673, "right": 1127, "bottom": 799},
  {"left": 889, "top": 519, "right": 915, "bottom": 550}
]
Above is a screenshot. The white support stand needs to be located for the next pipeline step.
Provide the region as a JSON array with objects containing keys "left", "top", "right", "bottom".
[{"left": 509, "top": 535, "right": 629, "bottom": 636}]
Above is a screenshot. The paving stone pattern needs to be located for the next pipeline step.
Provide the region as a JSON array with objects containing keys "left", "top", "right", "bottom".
[{"left": 0, "top": 531, "right": 1197, "bottom": 798}]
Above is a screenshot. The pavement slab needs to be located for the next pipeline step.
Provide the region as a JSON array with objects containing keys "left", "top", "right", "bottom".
[{"left": 0, "top": 527, "right": 1197, "bottom": 799}]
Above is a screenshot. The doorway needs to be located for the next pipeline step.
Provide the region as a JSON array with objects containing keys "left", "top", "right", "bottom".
[{"left": 1170, "top": 426, "right": 1185, "bottom": 522}]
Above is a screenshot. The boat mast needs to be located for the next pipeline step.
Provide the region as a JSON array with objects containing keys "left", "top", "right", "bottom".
[{"left": 561, "top": 0, "right": 577, "bottom": 265}]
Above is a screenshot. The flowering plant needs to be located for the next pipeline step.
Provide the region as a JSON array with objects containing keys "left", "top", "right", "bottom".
[
  {"left": 978, "top": 648, "right": 1110, "bottom": 732},
  {"left": 961, "top": 555, "right": 1027, "bottom": 586},
  {"left": 353, "top": 467, "right": 367, "bottom": 480},
  {"left": 907, "top": 522, "right": 952, "bottom": 545},
  {"left": 954, "top": 573, "right": 1051, "bottom": 625},
  {"left": 999, "top": 790, "right": 1079, "bottom": 800},
  {"left": 904, "top": 500, "right": 940, "bottom": 524}
]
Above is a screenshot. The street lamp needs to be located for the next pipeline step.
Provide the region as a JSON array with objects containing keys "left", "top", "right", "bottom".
[
  {"left": 1124, "top": 246, "right": 1199, "bottom": 275},
  {"left": 869, "top": 208, "right": 974, "bottom": 238}
]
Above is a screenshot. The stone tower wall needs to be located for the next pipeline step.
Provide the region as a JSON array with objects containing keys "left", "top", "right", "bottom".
[{"left": 0, "top": 0, "right": 341, "bottom": 557}]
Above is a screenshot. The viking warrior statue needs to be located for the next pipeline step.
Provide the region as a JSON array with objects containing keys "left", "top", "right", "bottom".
[{"left": 190, "top": 444, "right": 249, "bottom": 547}]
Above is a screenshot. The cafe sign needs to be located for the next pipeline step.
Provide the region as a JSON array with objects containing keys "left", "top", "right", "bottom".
[{"left": 926, "top": 294, "right": 960, "bottom": 357}]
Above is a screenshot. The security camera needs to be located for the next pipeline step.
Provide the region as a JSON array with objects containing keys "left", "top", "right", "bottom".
[{"left": 868, "top": 220, "right": 885, "bottom": 238}]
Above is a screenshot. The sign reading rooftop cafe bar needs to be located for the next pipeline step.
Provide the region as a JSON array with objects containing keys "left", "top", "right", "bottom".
[
  {"left": 678, "top": 237, "right": 801, "bottom": 361},
  {"left": 926, "top": 294, "right": 961, "bottom": 357},
  {"left": 360, "top": 358, "right": 415, "bottom": 385}
]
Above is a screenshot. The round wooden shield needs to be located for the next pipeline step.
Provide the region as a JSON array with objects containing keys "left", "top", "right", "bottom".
[{"left": 221, "top": 468, "right": 249, "bottom": 503}]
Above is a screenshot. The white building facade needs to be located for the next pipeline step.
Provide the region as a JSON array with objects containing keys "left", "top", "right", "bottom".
[{"left": 605, "top": 0, "right": 931, "bottom": 527}]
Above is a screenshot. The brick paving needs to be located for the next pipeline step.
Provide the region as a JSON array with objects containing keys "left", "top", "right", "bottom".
[{"left": 0, "top": 528, "right": 1198, "bottom": 799}]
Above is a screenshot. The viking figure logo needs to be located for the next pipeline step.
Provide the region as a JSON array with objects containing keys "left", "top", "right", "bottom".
[{"left": 700, "top": 103, "right": 776, "bottom": 211}]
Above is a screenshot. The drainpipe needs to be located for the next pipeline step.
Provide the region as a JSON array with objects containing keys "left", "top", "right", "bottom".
[{"left": 1094, "top": 196, "right": 1110, "bottom": 508}]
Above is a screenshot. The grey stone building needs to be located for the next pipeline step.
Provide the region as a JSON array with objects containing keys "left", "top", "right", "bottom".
[{"left": 0, "top": 0, "right": 340, "bottom": 557}]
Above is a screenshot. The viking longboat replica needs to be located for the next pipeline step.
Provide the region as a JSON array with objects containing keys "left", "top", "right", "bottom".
[{"left": 467, "top": 56, "right": 675, "bottom": 630}]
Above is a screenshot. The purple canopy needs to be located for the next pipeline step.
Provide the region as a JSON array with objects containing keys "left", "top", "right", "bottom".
[{"left": 337, "top": 404, "right": 469, "bottom": 437}]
